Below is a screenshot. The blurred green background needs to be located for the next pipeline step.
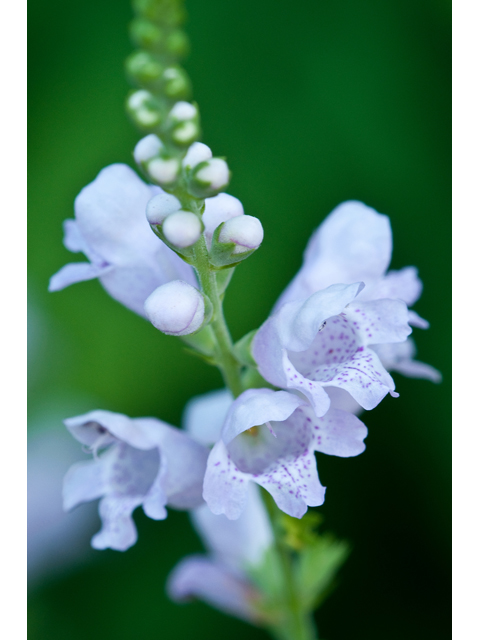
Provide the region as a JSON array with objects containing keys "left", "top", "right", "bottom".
[{"left": 28, "top": 0, "right": 451, "bottom": 638}]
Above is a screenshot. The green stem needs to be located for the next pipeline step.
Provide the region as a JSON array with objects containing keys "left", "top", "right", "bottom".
[
  {"left": 264, "top": 493, "right": 319, "bottom": 640},
  {"left": 193, "top": 235, "right": 244, "bottom": 398}
]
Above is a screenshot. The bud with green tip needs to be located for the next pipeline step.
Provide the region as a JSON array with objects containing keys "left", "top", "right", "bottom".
[
  {"left": 163, "top": 210, "right": 202, "bottom": 248},
  {"left": 126, "top": 50, "right": 163, "bottom": 86},
  {"left": 144, "top": 280, "right": 211, "bottom": 336},
  {"left": 182, "top": 142, "right": 212, "bottom": 170},
  {"left": 129, "top": 18, "right": 164, "bottom": 50},
  {"left": 147, "top": 155, "right": 180, "bottom": 185},
  {"left": 167, "top": 102, "right": 200, "bottom": 146},
  {"left": 187, "top": 158, "right": 230, "bottom": 198},
  {"left": 126, "top": 90, "right": 163, "bottom": 129},
  {"left": 163, "top": 66, "right": 191, "bottom": 99}
]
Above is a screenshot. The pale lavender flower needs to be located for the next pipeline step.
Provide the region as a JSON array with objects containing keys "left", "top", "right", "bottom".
[
  {"left": 63, "top": 409, "right": 209, "bottom": 551},
  {"left": 167, "top": 484, "right": 273, "bottom": 623},
  {"left": 273, "top": 200, "right": 440, "bottom": 382},
  {"left": 253, "top": 282, "right": 412, "bottom": 418},
  {"left": 197, "top": 388, "right": 367, "bottom": 519},
  {"left": 49, "top": 164, "right": 197, "bottom": 316}
]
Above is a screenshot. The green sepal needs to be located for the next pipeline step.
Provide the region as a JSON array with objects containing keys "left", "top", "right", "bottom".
[
  {"left": 186, "top": 159, "right": 230, "bottom": 199},
  {"left": 208, "top": 223, "right": 257, "bottom": 268},
  {"left": 241, "top": 367, "right": 276, "bottom": 390},
  {"left": 180, "top": 324, "right": 216, "bottom": 358},
  {"left": 296, "top": 535, "right": 350, "bottom": 612},
  {"left": 215, "top": 267, "right": 235, "bottom": 295},
  {"left": 233, "top": 329, "right": 257, "bottom": 367}
]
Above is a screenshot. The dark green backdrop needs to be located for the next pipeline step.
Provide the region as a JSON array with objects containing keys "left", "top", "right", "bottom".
[{"left": 28, "top": 0, "right": 451, "bottom": 638}]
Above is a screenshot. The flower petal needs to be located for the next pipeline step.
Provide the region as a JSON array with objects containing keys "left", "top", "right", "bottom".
[
  {"left": 372, "top": 340, "right": 442, "bottom": 383},
  {"left": 167, "top": 555, "right": 260, "bottom": 622},
  {"left": 183, "top": 388, "right": 233, "bottom": 446},
  {"left": 151, "top": 420, "right": 209, "bottom": 510},
  {"left": 310, "top": 408, "right": 368, "bottom": 457},
  {"left": 222, "top": 388, "right": 305, "bottom": 445},
  {"left": 91, "top": 495, "right": 142, "bottom": 551},
  {"left": 62, "top": 458, "right": 108, "bottom": 511},
  {"left": 275, "top": 201, "right": 391, "bottom": 308},
  {"left": 48, "top": 261, "right": 113, "bottom": 292},
  {"left": 367, "top": 267, "right": 423, "bottom": 306},
  {"left": 191, "top": 484, "right": 273, "bottom": 571},
  {"left": 254, "top": 447, "right": 325, "bottom": 519},
  {"left": 203, "top": 440, "right": 250, "bottom": 520}
]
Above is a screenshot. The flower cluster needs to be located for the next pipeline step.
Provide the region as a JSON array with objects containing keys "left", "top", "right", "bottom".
[{"left": 52, "top": 154, "right": 438, "bottom": 572}]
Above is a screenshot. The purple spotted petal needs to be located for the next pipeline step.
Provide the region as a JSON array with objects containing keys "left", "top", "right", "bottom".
[
  {"left": 275, "top": 201, "right": 392, "bottom": 309},
  {"left": 167, "top": 556, "right": 261, "bottom": 622},
  {"left": 203, "top": 407, "right": 325, "bottom": 520},
  {"left": 203, "top": 440, "right": 250, "bottom": 519},
  {"left": 309, "top": 407, "right": 368, "bottom": 457},
  {"left": 254, "top": 447, "right": 325, "bottom": 519}
]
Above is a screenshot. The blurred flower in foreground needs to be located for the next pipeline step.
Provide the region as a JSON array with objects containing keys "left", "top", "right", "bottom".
[
  {"left": 28, "top": 426, "right": 98, "bottom": 587},
  {"left": 168, "top": 484, "right": 273, "bottom": 623}
]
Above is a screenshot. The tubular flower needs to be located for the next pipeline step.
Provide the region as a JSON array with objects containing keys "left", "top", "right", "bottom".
[
  {"left": 62, "top": 410, "right": 209, "bottom": 551},
  {"left": 253, "top": 282, "right": 412, "bottom": 417},
  {"left": 49, "top": 164, "right": 197, "bottom": 316},
  {"left": 272, "top": 200, "right": 440, "bottom": 383},
  {"left": 192, "top": 388, "right": 366, "bottom": 520},
  {"left": 167, "top": 484, "right": 273, "bottom": 623}
]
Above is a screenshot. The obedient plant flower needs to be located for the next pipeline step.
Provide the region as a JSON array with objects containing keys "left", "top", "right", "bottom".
[
  {"left": 168, "top": 484, "right": 273, "bottom": 623},
  {"left": 253, "top": 282, "right": 412, "bottom": 417},
  {"left": 144, "top": 280, "right": 208, "bottom": 336},
  {"left": 49, "top": 164, "right": 196, "bottom": 317},
  {"left": 273, "top": 200, "right": 439, "bottom": 383},
  {"left": 199, "top": 388, "right": 367, "bottom": 519},
  {"left": 62, "top": 409, "right": 209, "bottom": 551}
]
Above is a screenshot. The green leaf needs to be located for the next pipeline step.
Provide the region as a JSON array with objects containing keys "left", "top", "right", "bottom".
[{"left": 233, "top": 329, "right": 257, "bottom": 367}]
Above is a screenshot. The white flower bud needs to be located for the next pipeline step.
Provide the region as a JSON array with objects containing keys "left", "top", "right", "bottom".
[
  {"left": 203, "top": 193, "right": 244, "bottom": 248},
  {"left": 148, "top": 157, "right": 180, "bottom": 185},
  {"left": 146, "top": 193, "right": 181, "bottom": 225},
  {"left": 169, "top": 101, "right": 198, "bottom": 121},
  {"left": 144, "top": 281, "right": 205, "bottom": 336},
  {"left": 163, "top": 210, "right": 202, "bottom": 248},
  {"left": 134, "top": 134, "right": 163, "bottom": 164},
  {"left": 195, "top": 158, "right": 229, "bottom": 190},
  {"left": 182, "top": 142, "right": 212, "bottom": 169},
  {"left": 218, "top": 215, "right": 264, "bottom": 254},
  {"left": 172, "top": 121, "right": 199, "bottom": 145}
]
